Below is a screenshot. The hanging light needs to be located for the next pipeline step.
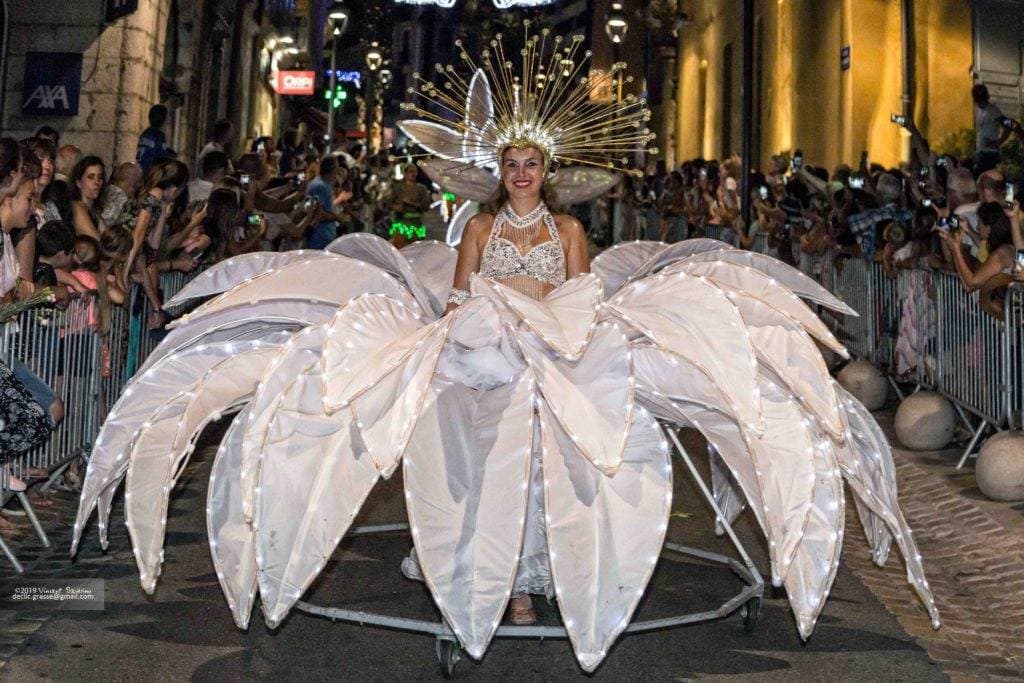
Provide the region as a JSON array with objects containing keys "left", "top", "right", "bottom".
[
  {"left": 366, "top": 42, "right": 384, "bottom": 72},
  {"left": 329, "top": 1, "right": 349, "bottom": 33},
  {"left": 605, "top": 1, "right": 629, "bottom": 45}
]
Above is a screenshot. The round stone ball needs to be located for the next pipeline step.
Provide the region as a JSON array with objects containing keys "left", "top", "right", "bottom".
[
  {"left": 976, "top": 432, "right": 1024, "bottom": 502},
  {"left": 894, "top": 391, "right": 956, "bottom": 451},
  {"left": 837, "top": 360, "right": 888, "bottom": 411}
]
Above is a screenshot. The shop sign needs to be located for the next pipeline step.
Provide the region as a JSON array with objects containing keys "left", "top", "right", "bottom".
[
  {"left": 22, "top": 52, "right": 82, "bottom": 116},
  {"left": 273, "top": 70, "right": 317, "bottom": 96}
]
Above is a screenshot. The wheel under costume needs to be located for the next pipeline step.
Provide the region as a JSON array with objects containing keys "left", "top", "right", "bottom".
[{"left": 71, "top": 22, "right": 939, "bottom": 673}]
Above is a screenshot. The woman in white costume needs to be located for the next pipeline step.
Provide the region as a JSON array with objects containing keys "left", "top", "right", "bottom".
[{"left": 73, "top": 21, "right": 939, "bottom": 673}]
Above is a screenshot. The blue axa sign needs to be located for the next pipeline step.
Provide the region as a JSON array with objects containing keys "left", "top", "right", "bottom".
[{"left": 22, "top": 52, "right": 83, "bottom": 116}]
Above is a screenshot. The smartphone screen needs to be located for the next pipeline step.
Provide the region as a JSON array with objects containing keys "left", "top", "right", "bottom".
[
  {"left": 1016, "top": 249, "right": 1024, "bottom": 273},
  {"left": 246, "top": 212, "right": 262, "bottom": 227},
  {"left": 849, "top": 176, "right": 864, "bottom": 189},
  {"left": 1006, "top": 182, "right": 1016, "bottom": 207},
  {"left": 758, "top": 186, "right": 768, "bottom": 201},
  {"left": 922, "top": 198, "right": 932, "bottom": 207},
  {"left": 240, "top": 174, "right": 251, "bottom": 190}
]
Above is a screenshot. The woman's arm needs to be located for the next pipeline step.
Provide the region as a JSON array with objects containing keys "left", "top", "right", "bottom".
[
  {"left": 14, "top": 226, "right": 36, "bottom": 297},
  {"left": 444, "top": 213, "right": 490, "bottom": 314},
  {"left": 163, "top": 204, "right": 207, "bottom": 252},
  {"left": 560, "top": 216, "right": 591, "bottom": 278},
  {"left": 72, "top": 202, "right": 101, "bottom": 240},
  {"left": 943, "top": 230, "right": 1010, "bottom": 291},
  {"left": 123, "top": 204, "right": 154, "bottom": 290}
]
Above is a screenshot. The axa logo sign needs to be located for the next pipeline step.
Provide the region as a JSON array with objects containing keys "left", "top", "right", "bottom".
[
  {"left": 22, "top": 52, "right": 82, "bottom": 116},
  {"left": 272, "top": 70, "right": 316, "bottom": 96},
  {"left": 24, "top": 85, "right": 70, "bottom": 111}
]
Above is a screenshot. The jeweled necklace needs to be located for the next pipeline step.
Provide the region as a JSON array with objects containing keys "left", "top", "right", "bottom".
[{"left": 499, "top": 202, "right": 548, "bottom": 230}]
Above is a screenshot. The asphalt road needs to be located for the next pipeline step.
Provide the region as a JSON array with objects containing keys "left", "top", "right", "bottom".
[{"left": 0, "top": 423, "right": 945, "bottom": 681}]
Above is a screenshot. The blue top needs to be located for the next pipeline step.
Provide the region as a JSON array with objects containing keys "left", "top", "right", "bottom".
[
  {"left": 305, "top": 176, "right": 338, "bottom": 249},
  {"left": 136, "top": 127, "right": 167, "bottom": 174}
]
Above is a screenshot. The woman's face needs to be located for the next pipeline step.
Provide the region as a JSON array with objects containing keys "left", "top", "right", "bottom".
[
  {"left": 77, "top": 164, "right": 104, "bottom": 201},
  {"left": 501, "top": 146, "right": 545, "bottom": 199},
  {"left": 403, "top": 166, "right": 417, "bottom": 183},
  {"left": 35, "top": 154, "right": 54, "bottom": 189}
]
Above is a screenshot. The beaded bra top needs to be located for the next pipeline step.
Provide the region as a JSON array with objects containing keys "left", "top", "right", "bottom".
[{"left": 479, "top": 204, "right": 566, "bottom": 296}]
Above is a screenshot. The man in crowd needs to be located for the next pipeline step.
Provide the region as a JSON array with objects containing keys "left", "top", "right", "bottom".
[
  {"left": 847, "top": 172, "right": 912, "bottom": 258},
  {"left": 187, "top": 150, "right": 229, "bottom": 205},
  {"left": 198, "top": 119, "right": 234, "bottom": 178},
  {"left": 972, "top": 84, "right": 1011, "bottom": 174},
  {"left": 304, "top": 155, "right": 344, "bottom": 249},
  {"left": 34, "top": 126, "right": 59, "bottom": 148},
  {"left": 101, "top": 162, "right": 143, "bottom": 233},
  {"left": 136, "top": 104, "right": 169, "bottom": 174}
]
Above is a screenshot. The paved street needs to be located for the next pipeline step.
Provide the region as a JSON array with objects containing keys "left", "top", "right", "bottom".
[{"left": 0, "top": 406, "right": 1012, "bottom": 680}]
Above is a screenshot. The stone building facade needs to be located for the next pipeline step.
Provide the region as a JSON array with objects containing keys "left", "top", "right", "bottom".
[{"left": 0, "top": 0, "right": 287, "bottom": 169}]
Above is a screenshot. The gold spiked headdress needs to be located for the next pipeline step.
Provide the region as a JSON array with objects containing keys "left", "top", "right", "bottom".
[{"left": 397, "top": 20, "right": 658, "bottom": 204}]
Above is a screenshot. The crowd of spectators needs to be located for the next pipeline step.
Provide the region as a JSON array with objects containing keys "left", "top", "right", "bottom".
[
  {"left": 0, "top": 107, "right": 422, "bottom": 516},
  {"left": 608, "top": 86, "right": 1024, "bottom": 296}
]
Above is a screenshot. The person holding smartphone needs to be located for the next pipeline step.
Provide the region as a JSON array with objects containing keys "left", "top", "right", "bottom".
[
  {"left": 940, "top": 201, "right": 1018, "bottom": 292},
  {"left": 304, "top": 155, "right": 345, "bottom": 249}
]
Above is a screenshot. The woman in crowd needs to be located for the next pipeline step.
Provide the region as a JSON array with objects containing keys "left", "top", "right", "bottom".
[
  {"left": 125, "top": 159, "right": 189, "bottom": 329},
  {"left": 941, "top": 201, "right": 1018, "bottom": 291},
  {"left": 70, "top": 156, "right": 106, "bottom": 240},
  {"left": 386, "top": 163, "right": 431, "bottom": 248}
]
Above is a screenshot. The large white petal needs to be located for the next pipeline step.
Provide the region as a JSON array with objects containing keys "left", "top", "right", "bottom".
[
  {"left": 73, "top": 334, "right": 289, "bottom": 554},
  {"left": 520, "top": 321, "right": 633, "bottom": 475},
  {"left": 590, "top": 240, "right": 667, "bottom": 298},
  {"left": 171, "top": 255, "right": 423, "bottom": 328},
  {"left": 404, "top": 373, "right": 534, "bottom": 659},
  {"left": 241, "top": 325, "right": 328, "bottom": 522},
  {"left": 680, "top": 249, "right": 857, "bottom": 315},
  {"left": 620, "top": 238, "right": 734, "bottom": 290},
  {"left": 722, "top": 292, "right": 845, "bottom": 440},
  {"left": 125, "top": 344, "right": 280, "bottom": 593},
  {"left": 321, "top": 294, "right": 429, "bottom": 413},
  {"left": 540, "top": 404, "right": 671, "bottom": 673},
  {"left": 325, "top": 233, "right": 443, "bottom": 318},
  {"left": 207, "top": 407, "right": 260, "bottom": 629},
  {"left": 164, "top": 251, "right": 336, "bottom": 309},
  {"left": 397, "top": 119, "right": 468, "bottom": 161},
  {"left": 834, "top": 385, "right": 940, "bottom": 628},
  {"left": 400, "top": 240, "right": 458, "bottom": 309},
  {"left": 472, "top": 273, "right": 603, "bottom": 360},
  {"left": 608, "top": 271, "right": 762, "bottom": 434},
  {"left": 351, "top": 316, "right": 454, "bottom": 477},
  {"left": 668, "top": 258, "right": 847, "bottom": 356},
  {"left": 254, "top": 366, "right": 380, "bottom": 628}
]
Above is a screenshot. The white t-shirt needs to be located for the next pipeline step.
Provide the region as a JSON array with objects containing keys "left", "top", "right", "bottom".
[
  {"left": 975, "top": 102, "right": 1004, "bottom": 153},
  {"left": 954, "top": 201, "right": 979, "bottom": 232},
  {"left": 0, "top": 232, "right": 19, "bottom": 298},
  {"left": 186, "top": 179, "right": 214, "bottom": 204}
]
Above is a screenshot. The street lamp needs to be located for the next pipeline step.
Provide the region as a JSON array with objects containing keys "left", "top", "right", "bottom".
[
  {"left": 605, "top": 1, "right": 628, "bottom": 104},
  {"left": 605, "top": 2, "right": 628, "bottom": 44},
  {"left": 366, "top": 42, "right": 383, "bottom": 72},
  {"left": 364, "top": 43, "right": 385, "bottom": 152},
  {"left": 326, "top": 1, "right": 349, "bottom": 147}
]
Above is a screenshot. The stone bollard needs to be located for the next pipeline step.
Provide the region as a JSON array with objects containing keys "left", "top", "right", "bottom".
[
  {"left": 894, "top": 391, "right": 956, "bottom": 451},
  {"left": 976, "top": 431, "right": 1024, "bottom": 502},
  {"left": 836, "top": 360, "right": 888, "bottom": 411}
]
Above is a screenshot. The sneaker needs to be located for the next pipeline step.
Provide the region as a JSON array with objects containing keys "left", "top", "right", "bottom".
[{"left": 401, "top": 547, "right": 425, "bottom": 582}]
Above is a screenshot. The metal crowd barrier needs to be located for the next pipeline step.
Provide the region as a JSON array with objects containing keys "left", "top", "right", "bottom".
[
  {"left": 738, "top": 231, "right": 1023, "bottom": 463},
  {"left": 0, "top": 269, "right": 204, "bottom": 569}
]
